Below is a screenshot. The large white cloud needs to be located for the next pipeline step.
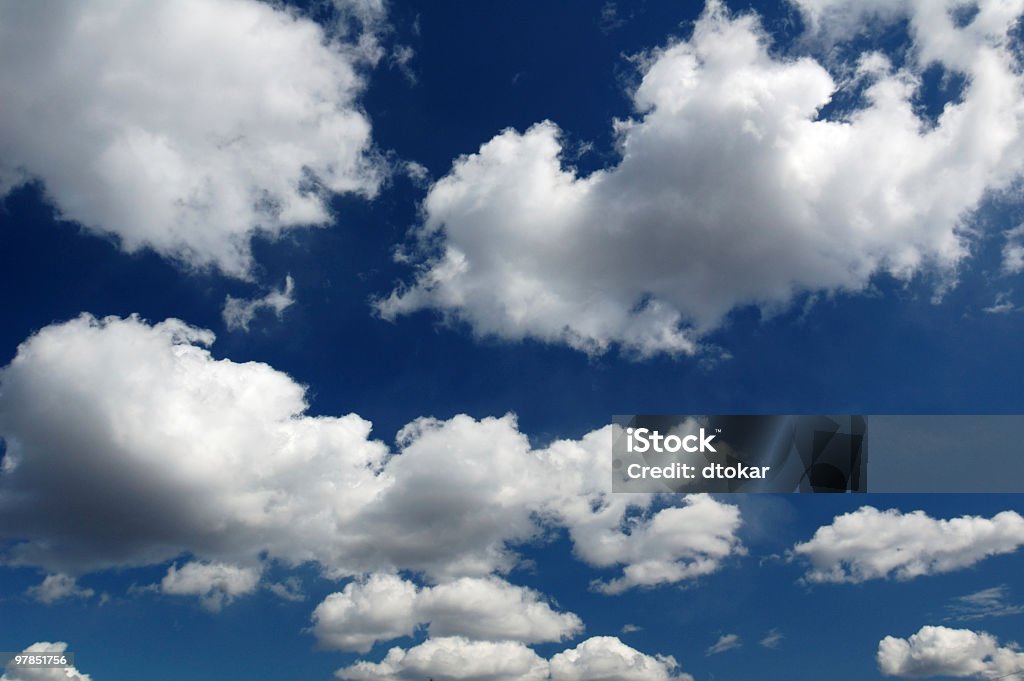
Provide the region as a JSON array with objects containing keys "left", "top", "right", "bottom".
[
  {"left": 0, "top": 314, "right": 743, "bottom": 592},
  {"left": 791, "top": 506, "right": 1024, "bottom": 583},
  {"left": 378, "top": 0, "right": 1024, "bottom": 356},
  {"left": 311, "top": 573, "right": 583, "bottom": 652},
  {"left": 878, "top": 625, "right": 1024, "bottom": 678},
  {"left": 0, "top": 0, "right": 383, "bottom": 277},
  {"left": 0, "top": 642, "right": 91, "bottom": 681},
  {"left": 337, "top": 636, "right": 691, "bottom": 681}
]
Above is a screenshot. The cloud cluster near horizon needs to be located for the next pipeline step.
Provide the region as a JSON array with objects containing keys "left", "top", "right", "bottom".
[
  {"left": 338, "top": 635, "right": 692, "bottom": 681},
  {"left": 2, "top": 316, "right": 1024, "bottom": 677},
  {"left": 0, "top": 314, "right": 744, "bottom": 593},
  {"left": 878, "top": 625, "right": 1024, "bottom": 679}
]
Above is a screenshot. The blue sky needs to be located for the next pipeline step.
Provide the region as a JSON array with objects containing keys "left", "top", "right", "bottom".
[{"left": 1, "top": 1, "right": 1024, "bottom": 680}]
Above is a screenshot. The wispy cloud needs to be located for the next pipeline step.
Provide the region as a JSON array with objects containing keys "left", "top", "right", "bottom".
[
  {"left": 983, "top": 291, "right": 1018, "bottom": 315},
  {"left": 760, "top": 629, "right": 784, "bottom": 649},
  {"left": 946, "top": 585, "right": 1024, "bottom": 622},
  {"left": 27, "top": 574, "right": 94, "bottom": 604},
  {"left": 707, "top": 634, "right": 741, "bottom": 655},
  {"left": 223, "top": 275, "right": 296, "bottom": 332}
]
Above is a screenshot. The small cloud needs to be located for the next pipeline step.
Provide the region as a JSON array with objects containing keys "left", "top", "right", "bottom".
[
  {"left": 27, "top": 574, "right": 94, "bottom": 604},
  {"left": 1002, "top": 225, "right": 1024, "bottom": 274},
  {"left": 390, "top": 44, "right": 416, "bottom": 84},
  {"left": 983, "top": 291, "right": 1017, "bottom": 314},
  {"left": 598, "top": 1, "right": 626, "bottom": 33},
  {"left": 267, "top": 577, "right": 306, "bottom": 603},
  {"left": 759, "top": 629, "right": 784, "bottom": 649},
  {"left": 223, "top": 275, "right": 295, "bottom": 332},
  {"left": 403, "top": 160, "right": 430, "bottom": 185},
  {"left": 160, "top": 561, "right": 261, "bottom": 612},
  {"left": 946, "top": 585, "right": 1024, "bottom": 621},
  {"left": 621, "top": 624, "right": 642, "bottom": 634},
  {"left": 707, "top": 633, "right": 741, "bottom": 655}
]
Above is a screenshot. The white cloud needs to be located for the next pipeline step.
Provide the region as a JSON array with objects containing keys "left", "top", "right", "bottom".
[
  {"left": 575, "top": 495, "right": 744, "bottom": 595},
  {"left": 947, "top": 586, "right": 1024, "bottom": 622},
  {"left": 378, "top": 0, "right": 1024, "bottom": 356},
  {"left": 223, "top": 275, "right": 296, "bottom": 331},
  {"left": 878, "top": 625, "right": 1024, "bottom": 678},
  {"left": 792, "top": 506, "right": 1024, "bottom": 583},
  {"left": 549, "top": 636, "right": 692, "bottom": 681},
  {"left": 759, "top": 629, "right": 784, "bottom": 649},
  {"left": 796, "top": 0, "right": 1024, "bottom": 71},
  {"left": 160, "top": 561, "right": 261, "bottom": 611},
  {"left": 311, "top": 574, "right": 420, "bottom": 653},
  {"left": 0, "top": 314, "right": 743, "bottom": 590},
  {"left": 311, "top": 574, "right": 583, "bottom": 652},
  {"left": 0, "top": 642, "right": 91, "bottom": 681},
  {"left": 267, "top": 577, "right": 306, "bottom": 603},
  {"left": 706, "top": 634, "right": 741, "bottom": 656},
  {"left": 26, "top": 574, "right": 94, "bottom": 604},
  {"left": 337, "top": 637, "right": 550, "bottom": 681},
  {"left": 983, "top": 291, "right": 1017, "bottom": 314},
  {"left": 419, "top": 576, "right": 583, "bottom": 643},
  {"left": 1002, "top": 225, "right": 1024, "bottom": 275},
  {"left": 0, "top": 0, "right": 382, "bottom": 277},
  {"left": 337, "top": 636, "right": 691, "bottom": 681}
]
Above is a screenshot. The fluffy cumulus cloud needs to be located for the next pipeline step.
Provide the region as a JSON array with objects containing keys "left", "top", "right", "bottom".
[
  {"left": 378, "top": 0, "right": 1024, "bottom": 356},
  {"left": 548, "top": 636, "right": 691, "bottom": 681},
  {"left": 311, "top": 573, "right": 583, "bottom": 652},
  {"left": 160, "top": 561, "right": 261, "bottom": 611},
  {"left": 26, "top": 574, "right": 94, "bottom": 604},
  {"left": 0, "top": 0, "right": 382, "bottom": 277},
  {"left": 0, "top": 642, "right": 91, "bottom": 681},
  {"left": 312, "top": 574, "right": 421, "bottom": 653},
  {"left": 791, "top": 506, "right": 1024, "bottom": 583},
  {"left": 573, "top": 494, "right": 744, "bottom": 594},
  {"left": 878, "top": 625, "right": 1024, "bottom": 678},
  {"left": 337, "top": 636, "right": 690, "bottom": 681},
  {"left": 0, "top": 314, "right": 743, "bottom": 591},
  {"left": 338, "top": 637, "right": 550, "bottom": 681}
]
